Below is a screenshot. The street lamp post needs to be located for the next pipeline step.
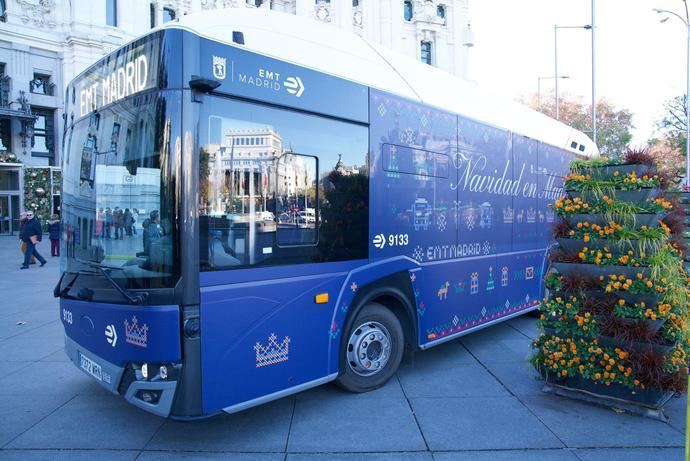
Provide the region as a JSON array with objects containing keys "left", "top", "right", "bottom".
[
  {"left": 591, "top": 0, "right": 597, "bottom": 145},
  {"left": 538, "top": 75, "right": 570, "bottom": 109},
  {"left": 554, "top": 24, "right": 593, "bottom": 121},
  {"left": 654, "top": 2, "right": 690, "bottom": 188}
]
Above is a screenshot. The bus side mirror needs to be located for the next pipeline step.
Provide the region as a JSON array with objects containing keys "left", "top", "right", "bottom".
[{"left": 190, "top": 76, "right": 221, "bottom": 103}]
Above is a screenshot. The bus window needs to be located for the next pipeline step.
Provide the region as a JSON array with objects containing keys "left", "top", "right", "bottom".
[{"left": 198, "top": 96, "right": 369, "bottom": 270}]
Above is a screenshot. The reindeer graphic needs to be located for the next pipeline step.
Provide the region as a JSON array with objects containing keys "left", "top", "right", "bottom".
[{"left": 437, "top": 281, "right": 450, "bottom": 300}]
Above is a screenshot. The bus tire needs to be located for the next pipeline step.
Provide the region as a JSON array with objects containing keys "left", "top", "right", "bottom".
[{"left": 335, "top": 302, "right": 404, "bottom": 393}]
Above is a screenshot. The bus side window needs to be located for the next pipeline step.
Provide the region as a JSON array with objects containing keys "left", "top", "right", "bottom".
[{"left": 276, "top": 153, "right": 318, "bottom": 246}]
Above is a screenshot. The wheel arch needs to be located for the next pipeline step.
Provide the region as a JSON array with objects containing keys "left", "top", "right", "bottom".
[{"left": 338, "top": 271, "right": 418, "bottom": 374}]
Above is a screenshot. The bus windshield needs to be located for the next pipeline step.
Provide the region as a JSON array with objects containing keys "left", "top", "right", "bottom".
[{"left": 61, "top": 91, "right": 179, "bottom": 289}]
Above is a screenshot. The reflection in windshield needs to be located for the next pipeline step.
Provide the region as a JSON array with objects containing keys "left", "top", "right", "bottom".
[{"left": 61, "top": 91, "right": 178, "bottom": 289}]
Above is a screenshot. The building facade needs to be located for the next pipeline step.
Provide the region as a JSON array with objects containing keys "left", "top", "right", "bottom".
[{"left": 0, "top": 0, "right": 472, "bottom": 234}]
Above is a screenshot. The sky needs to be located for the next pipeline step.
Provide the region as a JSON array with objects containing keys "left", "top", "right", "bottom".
[{"left": 467, "top": 0, "right": 687, "bottom": 146}]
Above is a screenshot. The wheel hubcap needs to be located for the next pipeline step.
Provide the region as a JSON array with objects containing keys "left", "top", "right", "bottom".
[{"left": 346, "top": 321, "right": 392, "bottom": 376}]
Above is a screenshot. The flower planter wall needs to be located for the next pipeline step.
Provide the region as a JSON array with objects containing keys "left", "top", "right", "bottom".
[{"left": 533, "top": 152, "right": 690, "bottom": 418}]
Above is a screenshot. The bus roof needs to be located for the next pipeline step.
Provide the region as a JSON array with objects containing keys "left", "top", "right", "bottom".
[{"left": 166, "top": 8, "right": 598, "bottom": 157}]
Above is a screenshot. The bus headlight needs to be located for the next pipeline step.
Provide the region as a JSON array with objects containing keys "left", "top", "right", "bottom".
[{"left": 131, "top": 362, "right": 180, "bottom": 382}]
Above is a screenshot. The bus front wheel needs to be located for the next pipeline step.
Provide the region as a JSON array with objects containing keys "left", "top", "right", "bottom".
[{"left": 336, "top": 302, "right": 404, "bottom": 393}]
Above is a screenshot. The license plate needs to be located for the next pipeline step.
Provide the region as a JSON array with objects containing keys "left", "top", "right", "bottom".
[{"left": 79, "top": 353, "right": 103, "bottom": 382}]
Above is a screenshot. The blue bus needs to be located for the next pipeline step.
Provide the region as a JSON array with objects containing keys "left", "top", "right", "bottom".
[{"left": 56, "top": 9, "right": 596, "bottom": 419}]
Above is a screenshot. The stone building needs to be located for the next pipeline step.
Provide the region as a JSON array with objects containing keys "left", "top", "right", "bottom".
[{"left": 0, "top": 0, "right": 473, "bottom": 234}]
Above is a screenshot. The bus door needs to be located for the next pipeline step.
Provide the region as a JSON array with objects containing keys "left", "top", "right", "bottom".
[{"left": 196, "top": 95, "right": 369, "bottom": 414}]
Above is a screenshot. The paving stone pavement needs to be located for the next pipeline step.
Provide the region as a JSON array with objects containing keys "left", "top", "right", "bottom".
[{"left": 0, "top": 236, "right": 686, "bottom": 460}]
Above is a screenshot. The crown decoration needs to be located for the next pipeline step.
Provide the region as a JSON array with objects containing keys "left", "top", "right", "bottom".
[
  {"left": 546, "top": 209, "right": 555, "bottom": 223},
  {"left": 254, "top": 333, "right": 291, "bottom": 368},
  {"left": 502, "top": 207, "right": 514, "bottom": 224},
  {"left": 526, "top": 208, "right": 537, "bottom": 224},
  {"left": 124, "top": 316, "right": 149, "bottom": 348}
]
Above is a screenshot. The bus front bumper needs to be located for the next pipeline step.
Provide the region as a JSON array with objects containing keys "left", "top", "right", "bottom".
[{"left": 64, "top": 334, "right": 180, "bottom": 417}]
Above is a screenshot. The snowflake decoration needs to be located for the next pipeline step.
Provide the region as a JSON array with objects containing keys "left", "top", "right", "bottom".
[
  {"left": 412, "top": 246, "right": 424, "bottom": 262},
  {"left": 377, "top": 103, "right": 387, "bottom": 117},
  {"left": 420, "top": 113, "right": 429, "bottom": 127},
  {"left": 482, "top": 241, "right": 491, "bottom": 255},
  {"left": 452, "top": 315, "right": 459, "bottom": 327},
  {"left": 400, "top": 127, "right": 415, "bottom": 145},
  {"left": 465, "top": 212, "right": 476, "bottom": 231},
  {"left": 350, "top": 282, "right": 358, "bottom": 292},
  {"left": 410, "top": 273, "right": 417, "bottom": 283},
  {"left": 329, "top": 322, "right": 340, "bottom": 339},
  {"left": 437, "top": 211, "right": 447, "bottom": 231}
]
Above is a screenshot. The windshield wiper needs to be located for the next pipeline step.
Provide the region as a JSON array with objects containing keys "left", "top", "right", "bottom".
[
  {"left": 75, "top": 258, "right": 149, "bottom": 305},
  {"left": 54, "top": 272, "right": 79, "bottom": 298}
]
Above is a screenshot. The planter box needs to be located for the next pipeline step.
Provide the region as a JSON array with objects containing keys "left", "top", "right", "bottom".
[
  {"left": 573, "top": 164, "right": 654, "bottom": 180},
  {"left": 541, "top": 325, "right": 672, "bottom": 355},
  {"left": 556, "top": 238, "right": 603, "bottom": 253},
  {"left": 555, "top": 238, "right": 660, "bottom": 255},
  {"left": 664, "top": 191, "right": 690, "bottom": 205},
  {"left": 567, "top": 189, "right": 658, "bottom": 203},
  {"left": 565, "top": 213, "right": 665, "bottom": 228},
  {"left": 563, "top": 290, "right": 663, "bottom": 308},
  {"left": 592, "top": 314, "right": 664, "bottom": 332},
  {"left": 545, "top": 374, "right": 675, "bottom": 411},
  {"left": 608, "top": 291, "right": 663, "bottom": 307},
  {"left": 597, "top": 334, "right": 674, "bottom": 356},
  {"left": 551, "top": 262, "right": 652, "bottom": 279}
]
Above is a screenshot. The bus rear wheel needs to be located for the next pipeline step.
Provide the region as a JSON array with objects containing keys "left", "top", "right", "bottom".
[{"left": 336, "top": 302, "right": 404, "bottom": 393}]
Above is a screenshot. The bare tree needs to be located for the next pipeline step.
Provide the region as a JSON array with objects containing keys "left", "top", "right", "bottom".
[
  {"left": 657, "top": 94, "right": 688, "bottom": 152},
  {"left": 522, "top": 92, "right": 633, "bottom": 157}
]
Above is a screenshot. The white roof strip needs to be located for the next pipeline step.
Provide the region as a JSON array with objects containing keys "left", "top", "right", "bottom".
[{"left": 169, "top": 8, "right": 598, "bottom": 156}]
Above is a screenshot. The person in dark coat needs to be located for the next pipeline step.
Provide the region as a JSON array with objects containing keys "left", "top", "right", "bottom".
[
  {"left": 20, "top": 211, "right": 46, "bottom": 269},
  {"left": 124, "top": 208, "right": 133, "bottom": 236},
  {"left": 105, "top": 207, "right": 112, "bottom": 239},
  {"left": 113, "top": 207, "right": 123, "bottom": 240},
  {"left": 47, "top": 213, "right": 61, "bottom": 257},
  {"left": 18, "top": 211, "right": 36, "bottom": 264}
]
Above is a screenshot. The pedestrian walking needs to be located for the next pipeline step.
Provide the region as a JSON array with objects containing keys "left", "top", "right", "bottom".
[
  {"left": 20, "top": 211, "right": 46, "bottom": 269},
  {"left": 131, "top": 208, "right": 139, "bottom": 235},
  {"left": 47, "top": 213, "right": 61, "bottom": 257},
  {"left": 95, "top": 208, "right": 104, "bottom": 238},
  {"left": 105, "top": 207, "right": 112, "bottom": 239},
  {"left": 18, "top": 211, "right": 36, "bottom": 264},
  {"left": 124, "top": 208, "right": 133, "bottom": 236},
  {"left": 114, "top": 207, "right": 124, "bottom": 239}
]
